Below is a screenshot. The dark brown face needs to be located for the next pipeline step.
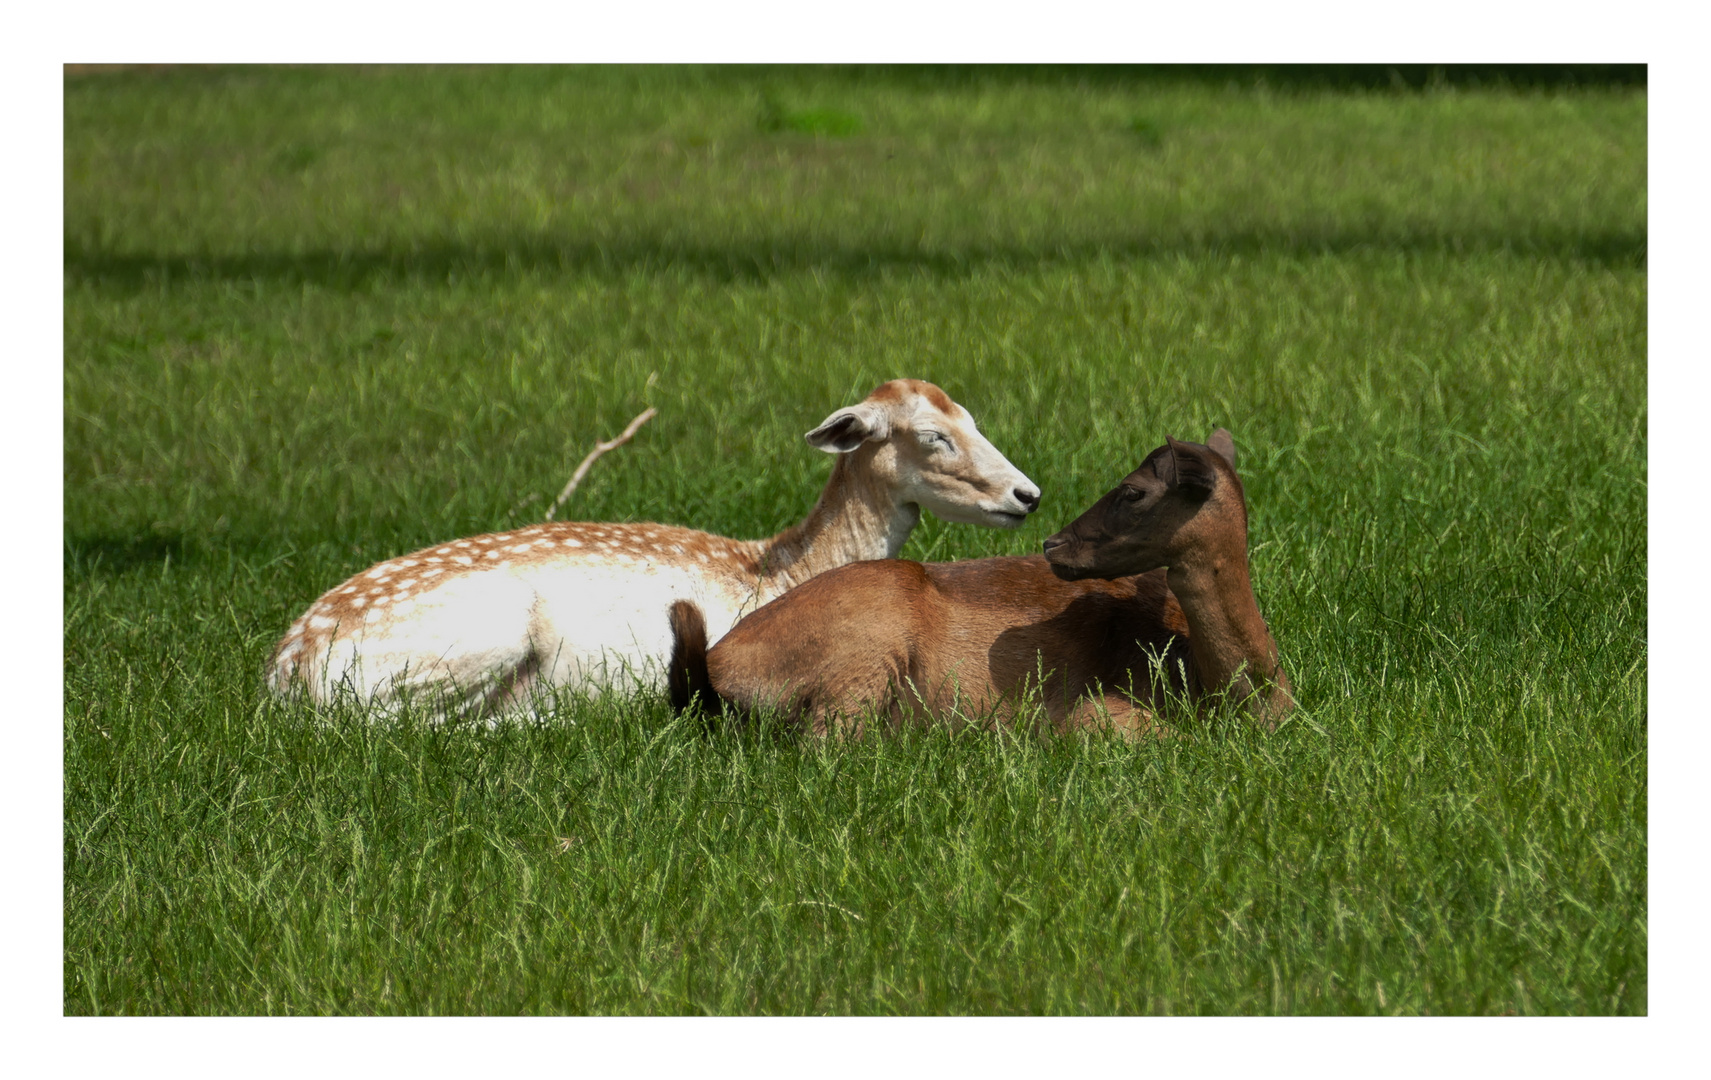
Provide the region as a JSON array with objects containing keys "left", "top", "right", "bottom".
[{"left": 1042, "top": 434, "right": 1234, "bottom": 581}]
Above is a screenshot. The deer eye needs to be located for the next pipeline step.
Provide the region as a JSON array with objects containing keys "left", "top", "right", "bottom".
[
  {"left": 1120, "top": 486, "right": 1146, "bottom": 503},
  {"left": 921, "top": 431, "right": 952, "bottom": 451}
]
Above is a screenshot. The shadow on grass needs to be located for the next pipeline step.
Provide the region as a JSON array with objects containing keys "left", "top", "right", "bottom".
[
  {"left": 65, "top": 533, "right": 192, "bottom": 576},
  {"left": 64, "top": 227, "right": 1648, "bottom": 292},
  {"left": 64, "top": 531, "right": 299, "bottom": 578},
  {"left": 806, "top": 64, "right": 1648, "bottom": 93},
  {"left": 65, "top": 63, "right": 1647, "bottom": 93}
]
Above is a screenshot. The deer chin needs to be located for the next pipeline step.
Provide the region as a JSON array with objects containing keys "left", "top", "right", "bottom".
[
  {"left": 984, "top": 507, "right": 1031, "bottom": 529},
  {"left": 1042, "top": 538, "right": 1089, "bottom": 579},
  {"left": 1046, "top": 557, "right": 1094, "bottom": 581},
  {"left": 922, "top": 500, "right": 1032, "bottom": 529},
  {"left": 1048, "top": 550, "right": 1157, "bottom": 582}
]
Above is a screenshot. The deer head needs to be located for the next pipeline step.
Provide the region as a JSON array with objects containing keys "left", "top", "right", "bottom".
[
  {"left": 805, "top": 379, "right": 1041, "bottom": 528},
  {"left": 1042, "top": 429, "right": 1242, "bottom": 581}
]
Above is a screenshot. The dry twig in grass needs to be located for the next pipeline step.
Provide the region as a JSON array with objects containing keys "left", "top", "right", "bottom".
[{"left": 543, "top": 407, "right": 658, "bottom": 521}]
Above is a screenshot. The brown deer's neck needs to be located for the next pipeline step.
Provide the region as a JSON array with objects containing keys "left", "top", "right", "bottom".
[
  {"left": 749, "top": 450, "right": 916, "bottom": 599},
  {"left": 1167, "top": 546, "right": 1293, "bottom": 728}
]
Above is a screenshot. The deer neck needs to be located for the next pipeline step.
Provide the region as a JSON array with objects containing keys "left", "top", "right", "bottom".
[
  {"left": 1166, "top": 542, "right": 1293, "bottom": 727},
  {"left": 749, "top": 449, "right": 917, "bottom": 600}
]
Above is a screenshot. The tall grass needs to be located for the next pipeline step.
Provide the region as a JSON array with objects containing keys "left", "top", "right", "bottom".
[{"left": 64, "top": 65, "right": 1645, "bottom": 1015}]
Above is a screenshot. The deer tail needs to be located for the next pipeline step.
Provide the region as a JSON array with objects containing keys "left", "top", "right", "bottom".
[{"left": 667, "top": 599, "right": 723, "bottom": 719}]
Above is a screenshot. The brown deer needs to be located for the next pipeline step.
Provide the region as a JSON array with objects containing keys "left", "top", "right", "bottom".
[
  {"left": 268, "top": 379, "right": 1041, "bottom": 718},
  {"left": 673, "top": 429, "right": 1291, "bottom": 734}
]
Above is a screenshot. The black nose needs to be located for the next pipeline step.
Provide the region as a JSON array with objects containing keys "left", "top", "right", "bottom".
[
  {"left": 1041, "top": 535, "right": 1067, "bottom": 555},
  {"left": 1014, "top": 488, "right": 1040, "bottom": 512}
]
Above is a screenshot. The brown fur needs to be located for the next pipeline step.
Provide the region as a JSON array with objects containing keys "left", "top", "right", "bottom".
[
  {"left": 704, "top": 555, "right": 1194, "bottom": 736},
  {"left": 697, "top": 429, "right": 1291, "bottom": 735},
  {"left": 1044, "top": 430, "right": 1293, "bottom": 729},
  {"left": 867, "top": 378, "right": 956, "bottom": 416}
]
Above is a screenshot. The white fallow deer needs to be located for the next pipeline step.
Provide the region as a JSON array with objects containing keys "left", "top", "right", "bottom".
[
  {"left": 674, "top": 430, "right": 1291, "bottom": 736},
  {"left": 266, "top": 379, "right": 1041, "bottom": 718}
]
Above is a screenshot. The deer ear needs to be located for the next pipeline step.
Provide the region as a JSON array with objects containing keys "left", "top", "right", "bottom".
[
  {"left": 1206, "top": 428, "right": 1236, "bottom": 469},
  {"left": 1153, "top": 438, "right": 1179, "bottom": 486},
  {"left": 805, "top": 403, "right": 889, "bottom": 454},
  {"left": 1165, "top": 436, "right": 1219, "bottom": 494}
]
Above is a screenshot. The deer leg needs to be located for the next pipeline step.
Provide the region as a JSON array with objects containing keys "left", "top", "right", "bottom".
[
  {"left": 479, "top": 647, "right": 546, "bottom": 718},
  {"left": 1063, "top": 692, "right": 1173, "bottom": 740}
]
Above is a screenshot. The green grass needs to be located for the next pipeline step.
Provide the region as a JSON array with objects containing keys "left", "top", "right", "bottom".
[{"left": 63, "top": 64, "right": 1646, "bottom": 1015}]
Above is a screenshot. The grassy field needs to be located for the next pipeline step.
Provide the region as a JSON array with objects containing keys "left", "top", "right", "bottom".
[{"left": 63, "top": 65, "right": 1646, "bottom": 1015}]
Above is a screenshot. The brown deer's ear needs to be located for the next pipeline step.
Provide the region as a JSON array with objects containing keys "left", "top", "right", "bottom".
[
  {"left": 1155, "top": 437, "right": 1180, "bottom": 486},
  {"left": 1165, "top": 436, "right": 1219, "bottom": 494},
  {"left": 1206, "top": 428, "right": 1236, "bottom": 469}
]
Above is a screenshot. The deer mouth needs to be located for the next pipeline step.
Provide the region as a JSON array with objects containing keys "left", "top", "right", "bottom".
[
  {"left": 982, "top": 493, "right": 1039, "bottom": 527},
  {"left": 932, "top": 497, "right": 1034, "bottom": 529}
]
